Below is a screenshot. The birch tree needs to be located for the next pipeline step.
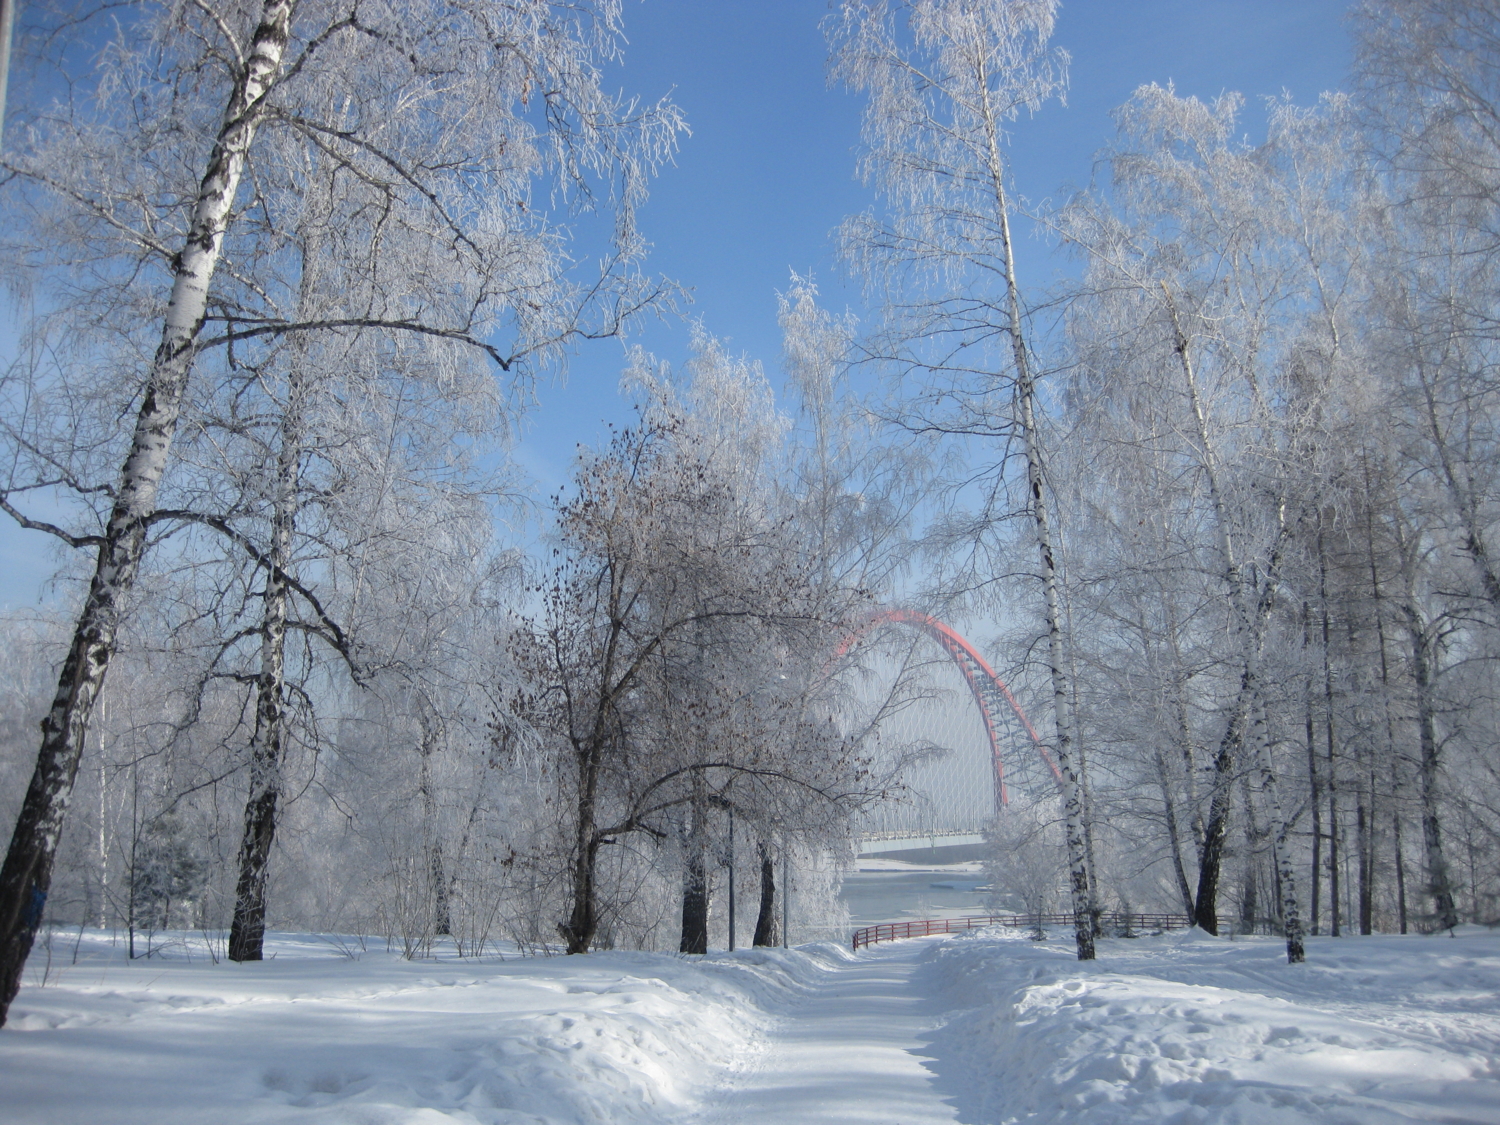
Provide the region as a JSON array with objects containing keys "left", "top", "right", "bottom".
[
  {"left": 1055, "top": 84, "right": 1382, "bottom": 960},
  {"left": 0, "top": 0, "right": 680, "bottom": 1019},
  {"left": 829, "top": 0, "right": 1095, "bottom": 959},
  {"left": 1349, "top": 0, "right": 1500, "bottom": 929},
  {"left": 0, "top": 0, "right": 298, "bottom": 1022},
  {"left": 1353, "top": 0, "right": 1500, "bottom": 615},
  {"left": 170, "top": 320, "right": 516, "bottom": 959}
]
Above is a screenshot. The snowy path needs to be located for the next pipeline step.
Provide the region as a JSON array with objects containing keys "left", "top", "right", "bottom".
[
  {"left": 7, "top": 926, "right": 1500, "bottom": 1123},
  {"left": 704, "top": 938, "right": 958, "bottom": 1125}
]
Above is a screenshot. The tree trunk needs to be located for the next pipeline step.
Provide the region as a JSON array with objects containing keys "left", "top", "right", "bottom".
[
  {"left": 1304, "top": 603, "right": 1322, "bottom": 935},
  {"left": 226, "top": 707, "right": 283, "bottom": 963},
  {"left": 96, "top": 761, "right": 109, "bottom": 931},
  {"left": 1394, "top": 810, "right": 1409, "bottom": 934},
  {"left": 983, "top": 110, "right": 1093, "bottom": 960},
  {"left": 225, "top": 599, "right": 289, "bottom": 961},
  {"left": 679, "top": 850, "right": 708, "bottom": 954},
  {"left": 430, "top": 841, "right": 451, "bottom": 939},
  {"left": 1164, "top": 291, "right": 1287, "bottom": 944},
  {"left": 561, "top": 743, "right": 602, "bottom": 954},
  {"left": 1357, "top": 786, "right": 1373, "bottom": 936},
  {"left": 1252, "top": 704, "right": 1306, "bottom": 962},
  {"left": 1239, "top": 845, "right": 1258, "bottom": 935},
  {"left": 1194, "top": 671, "right": 1251, "bottom": 934},
  {"left": 1070, "top": 650, "right": 1103, "bottom": 938},
  {"left": 562, "top": 833, "right": 601, "bottom": 955},
  {"left": 1321, "top": 566, "right": 1340, "bottom": 939},
  {"left": 1367, "top": 490, "right": 1400, "bottom": 937},
  {"left": 1154, "top": 747, "right": 1196, "bottom": 918},
  {"left": 0, "top": 0, "right": 295, "bottom": 1024},
  {"left": 416, "top": 704, "right": 451, "bottom": 938},
  {"left": 752, "top": 839, "right": 778, "bottom": 947},
  {"left": 1166, "top": 626, "right": 1204, "bottom": 849},
  {"left": 1271, "top": 808, "right": 1305, "bottom": 961},
  {"left": 1327, "top": 780, "right": 1341, "bottom": 936},
  {"left": 1405, "top": 603, "right": 1458, "bottom": 931},
  {"left": 228, "top": 365, "right": 303, "bottom": 962},
  {"left": 561, "top": 594, "right": 649, "bottom": 957},
  {"left": 678, "top": 796, "right": 709, "bottom": 955}
]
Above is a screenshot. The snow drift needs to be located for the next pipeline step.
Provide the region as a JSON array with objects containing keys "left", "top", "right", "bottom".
[
  {"left": 923, "top": 925, "right": 1500, "bottom": 1124},
  {"left": 4, "top": 925, "right": 1498, "bottom": 1123}
]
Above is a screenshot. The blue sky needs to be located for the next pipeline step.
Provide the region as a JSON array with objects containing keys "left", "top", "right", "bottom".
[
  {"left": 0, "top": 0, "right": 1355, "bottom": 609},
  {"left": 515, "top": 0, "right": 1356, "bottom": 489}
]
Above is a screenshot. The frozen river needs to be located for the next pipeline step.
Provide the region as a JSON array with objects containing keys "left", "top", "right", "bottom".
[{"left": 837, "top": 864, "right": 990, "bottom": 929}]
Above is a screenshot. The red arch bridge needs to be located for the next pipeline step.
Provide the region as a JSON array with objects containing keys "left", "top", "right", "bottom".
[{"left": 832, "top": 609, "right": 1064, "bottom": 858}]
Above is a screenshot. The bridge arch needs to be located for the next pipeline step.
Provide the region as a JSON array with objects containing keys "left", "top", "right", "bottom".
[{"left": 833, "top": 610, "right": 1062, "bottom": 818}]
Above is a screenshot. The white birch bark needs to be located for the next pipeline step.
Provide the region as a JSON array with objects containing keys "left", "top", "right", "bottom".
[
  {"left": 1400, "top": 574, "right": 1460, "bottom": 931},
  {"left": 1248, "top": 541, "right": 1306, "bottom": 962},
  {"left": 0, "top": 0, "right": 295, "bottom": 1024},
  {"left": 227, "top": 380, "right": 301, "bottom": 962},
  {"left": 829, "top": 0, "right": 1088, "bottom": 958},
  {"left": 1162, "top": 291, "right": 1305, "bottom": 960},
  {"left": 1163, "top": 293, "right": 1254, "bottom": 902},
  {"left": 984, "top": 81, "right": 1095, "bottom": 963},
  {"left": 0, "top": 0, "right": 14, "bottom": 152}
]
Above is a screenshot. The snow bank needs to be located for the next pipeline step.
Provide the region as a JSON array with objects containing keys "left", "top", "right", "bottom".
[
  {"left": 922, "top": 925, "right": 1500, "bottom": 1124},
  {"left": 3, "top": 930, "right": 852, "bottom": 1125},
  {"left": 10, "top": 924, "right": 1499, "bottom": 1123}
]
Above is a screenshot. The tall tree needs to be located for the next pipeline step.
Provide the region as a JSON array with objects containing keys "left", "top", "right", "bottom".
[
  {"left": 0, "top": 0, "right": 298, "bottom": 1022},
  {"left": 528, "top": 329, "right": 878, "bottom": 955},
  {"left": 1055, "top": 85, "right": 1379, "bottom": 960},
  {"left": 829, "top": 0, "right": 1095, "bottom": 959},
  {"left": 0, "top": 0, "right": 680, "bottom": 1020},
  {"left": 1351, "top": 0, "right": 1495, "bottom": 927}
]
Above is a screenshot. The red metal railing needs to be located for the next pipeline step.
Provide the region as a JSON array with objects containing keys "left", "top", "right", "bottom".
[{"left": 851, "top": 911, "right": 1192, "bottom": 950}]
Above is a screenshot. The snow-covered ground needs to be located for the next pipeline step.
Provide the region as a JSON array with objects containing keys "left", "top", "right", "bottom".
[
  {"left": 4, "top": 924, "right": 1498, "bottom": 1123},
  {"left": 925, "top": 925, "right": 1500, "bottom": 1124},
  {"left": 2, "top": 929, "right": 828, "bottom": 1124}
]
